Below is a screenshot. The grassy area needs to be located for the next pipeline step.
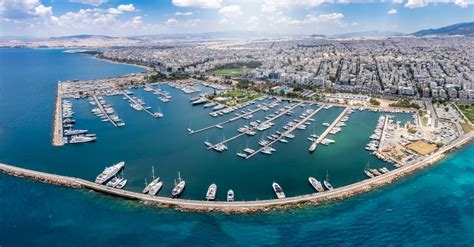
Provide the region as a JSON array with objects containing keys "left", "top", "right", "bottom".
[
  {"left": 207, "top": 67, "right": 243, "bottom": 76},
  {"left": 456, "top": 103, "right": 474, "bottom": 124},
  {"left": 208, "top": 89, "right": 262, "bottom": 106},
  {"left": 460, "top": 122, "right": 473, "bottom": 133}
]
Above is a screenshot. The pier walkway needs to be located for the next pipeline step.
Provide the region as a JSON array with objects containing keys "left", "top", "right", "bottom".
[
  {"left": 145, "top": 85, "right": 169, "bottom": 98},
  {"left": 246, "top": 104, "right": 325, "bottom": 159},
  {"left": 208, "top": 102, "right": 303, "bottom": 149},
  {"left": 52, "top": 91, "right": 66, "bottom": 146},
  {"left": 377, "top": 114, "right": 390, "bottom": 152},
  {"left": 189, "top": 104, "right": 266, "bottom": 134},
  {"left": 92, "top": 95, "right": 118, "bottom": 127},
  {"left": 0, "top": 132, "right": 471, "bottom": 212},
  {"left": 121, "top": 91, "right": 156, "bottom": 118},
  {"left": 310, "top": 107, "right": 349, "bottom": 149}
]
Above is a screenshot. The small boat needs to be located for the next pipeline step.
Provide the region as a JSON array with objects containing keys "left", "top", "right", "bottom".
[
  {"left": 308, "top": 177, "right": 324, "bottom": 192},
  {"left": 272, "top": 182, "right": 286, "bottom": 199},
  {"left": 236, "top": 152, "right": 247, "bottom": 158},
  {"left": 171, "top": 172, "right": 185, "bottom": 198},
  {"left": 115, "top": 179, "right": 127, "bottom": 189},
  {"left": 206, "top": 183, "right": 217, "bottom": 201},
  {"left": 227, "top": 189, "right": 234, "bottom": 202},
  {"left": 143, "top": 166, "right": 159, "bottom": 194},
  {"left": 148, "top": 181, "right": 163, "bottom": 196},
  {"left": 323, "top": 171, "right": 333, "bottom": 190},
  {"left": 309, "top": 141, "right": 317, "bottom": 152}
]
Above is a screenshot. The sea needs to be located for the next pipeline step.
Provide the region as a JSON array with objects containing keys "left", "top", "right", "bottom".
[{"left": 0, "top": 48, "right": 473, "bottom": 246}]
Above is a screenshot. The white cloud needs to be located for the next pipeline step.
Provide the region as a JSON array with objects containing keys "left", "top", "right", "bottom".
[
  {"left": 247, "top": 16, "right": 258, "bottom": 25},
  {"left": 165, "top": 18, "right": 178, "bottom": 25},
  {"left": 404, "top": 0, "right": 473, "bottom": 8},
  {"left": 69, "top": 0, "right": 107, "bottom": 6},
  {"left": 261, "top": 0, "right": 332, "bottom": 13},
  {"left": 277, "top": 12, "right": 344, "bottom": 25},
  {"left": 218, "top": 5, "right": 242, "bottom": 18},
  {"left": 117, "top": 4, "right": 135, "bottom": 12},
  {"left": 122, "top": 16, "right": 142, "bottom": 28},
  {"left": 404, "top": 0, "right": 428, "bottom": 8},
  {"left": 0, "top": 0, "right": 55, "bottom": 20},
  {"left": 172, "top": 0, "right": 222, "bottom": 8},
  {"left": 108, "top": 4, "right": 135, "bottom": 14},
  {"left": 388, "top": 8, "right": 398, "bottom": 14},
  {"left": 175, "top": 11, "right": 193, "bottom": 16},
  {"left": 454, "top": 0, "right": 474, "bottom": 7}
]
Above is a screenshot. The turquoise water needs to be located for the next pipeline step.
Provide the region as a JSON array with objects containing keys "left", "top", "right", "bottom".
[{"left": 0, "top": 48, "right": 473, "bottom": 245}]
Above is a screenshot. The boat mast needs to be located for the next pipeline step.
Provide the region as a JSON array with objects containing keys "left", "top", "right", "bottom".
[
  {"left": 144, "top": 177, "right": 148, "bottom": 186},
  {"left": 152, "top": 166, "right": 155, "bottom": 180}
]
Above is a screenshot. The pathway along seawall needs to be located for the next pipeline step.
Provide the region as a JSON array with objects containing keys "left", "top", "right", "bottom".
[{"left": 1, "top": 133, "right": 472, "bottom": 213}]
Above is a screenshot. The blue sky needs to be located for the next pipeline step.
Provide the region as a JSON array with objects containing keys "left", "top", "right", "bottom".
[{"left": 0, "top": 0, "right": 473, "bottom": 37}]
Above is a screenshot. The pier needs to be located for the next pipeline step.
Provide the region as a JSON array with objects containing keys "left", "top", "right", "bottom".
[
  {"left": 145, "top": 85, "right": 169, "bottom": 98},
  {"left": 377, "top": 114, "right": 390, "bottom": 152},
  {"left": 189, "top": 104, "right": 267, "bottom": 134},
  {"left": 52, "top": 90, "right": 66, "bottom": 146},
  {"left": 121, "top": 90, "right": 156, "bottom": 118},
  {"left": 245, "top": 104, "right": 325, "bottom": 159},
  {"left": 2, "top": 132, "right": 471, "bottom": 213},
  {"left": 208, "top": 102, "right": 303, "bottom": 149},
  {"left": 92, "top": 95, "right": 118, "bottom": 127},
  {"left": 309, "top": 107, "right": 350, "bottom": 150}
]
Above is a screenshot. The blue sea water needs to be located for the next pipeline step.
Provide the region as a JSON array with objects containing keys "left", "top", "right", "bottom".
[{"left": 0, "top": 48, "right": 473, "bottom": 245}]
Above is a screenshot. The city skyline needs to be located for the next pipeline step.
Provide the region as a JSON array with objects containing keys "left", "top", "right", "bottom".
[{"left": 0, "top": 0, "right": 473, "bottom": 37}]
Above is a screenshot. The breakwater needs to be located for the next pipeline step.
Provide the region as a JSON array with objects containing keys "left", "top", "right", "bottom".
[{"left": 2, "top": 132, "right": 471, "bottom": 213}]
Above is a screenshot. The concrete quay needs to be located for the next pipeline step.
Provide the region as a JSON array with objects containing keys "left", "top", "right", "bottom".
[{"left": 52, "top": 89, "right": 66, "bottom": 146}]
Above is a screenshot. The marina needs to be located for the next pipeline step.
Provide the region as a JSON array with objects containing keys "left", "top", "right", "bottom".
[
  {"left": 121, "top": 90, "right": 157, "bottom": 118},
  {"left": 245, "top": 104, "right": 325, "bottom": 159},
  {"left": 206, "top": 101, "right": 303, "bottom": 150},
  {"left": 3, "top": 48, "right": 472, "bottom": 210}
]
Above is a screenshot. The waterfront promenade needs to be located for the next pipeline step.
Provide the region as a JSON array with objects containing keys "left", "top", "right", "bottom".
[{"left": 4, "top": 133, "right": 470, "bottom": 212}]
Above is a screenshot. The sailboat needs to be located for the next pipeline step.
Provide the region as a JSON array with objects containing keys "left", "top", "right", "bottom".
[
  {"left": 143, "top": 166, "right": 160, "bottom": 194},
  {"left": 364, "top": 161, "right": 375, "bottom": 178},
  {"left": 171, "top": 172, "right": 186, "bottom": 198},
  {"left": 323, "top": 171, "right": 334, "bottom": 190},
  {"left": 154, "top": 106, "right": 164, "bottom": 118}
]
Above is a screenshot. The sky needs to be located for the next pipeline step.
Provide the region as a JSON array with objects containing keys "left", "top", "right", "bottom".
[{"left": 0, "top": 0, "right": 473, "bottom": 37}]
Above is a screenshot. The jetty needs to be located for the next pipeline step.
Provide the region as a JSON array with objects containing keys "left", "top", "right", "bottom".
[
  {"left": 121, "top": 90, "right": 156, "bottom": 117},
  {"left": 377, "top": 114, "right": 390, "bottom": 151},
  {"left": 245, "top": 104, "right": 325, "bottom": 159},
  {"left": 2, "top": 132, "right": 471, "bottom": 213},
  {"left": 52, "top": 90, "right": 66, "bottom": 146},
  {"left": 208, "top": 102, "right": 303, "bottom": 149},
  {"left": 189, "top": 104, "right": 267, "bottom": 134},
  {"left": 92, "top": 95, "right": 118, "bottom": 127},
  {"left": 309, "top": 107, "right": 349, "bottom": 150}
]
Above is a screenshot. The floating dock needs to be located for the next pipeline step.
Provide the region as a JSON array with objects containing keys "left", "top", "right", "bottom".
[
  {"left": 309, "top": 107, "right": 350, "bottom": 150},
  {"left": 189, "top": 103, "right": 268, "bottom": 134},
  {"left": 208, "top": 102, "right": 303, "bottom": 149},
  {"left": 246, "top": 104, "right": 325, "bottom": 159},
  {"left": 121, "top": 90, "right": 156, "bottom": 118},
  {"left": 52, "top": 90, "right": 66, "bottom": 146},
  {"left": 92, "top": 95, "right": 118, "bottom": 127}
]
